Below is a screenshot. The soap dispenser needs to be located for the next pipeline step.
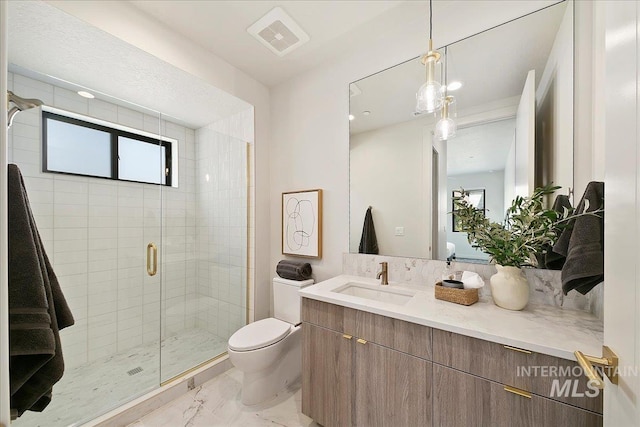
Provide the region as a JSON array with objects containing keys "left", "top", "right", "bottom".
[{"left": 442, "top": 261, "right": 455, "bottom": 281}]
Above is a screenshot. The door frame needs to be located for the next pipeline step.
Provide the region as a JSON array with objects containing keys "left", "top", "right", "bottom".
[
  {"left": 603, "top": 0, "right": 640, "bottom": 424},
  {"left": 1, "top": 1, "right": 10, "bottom": 424}
]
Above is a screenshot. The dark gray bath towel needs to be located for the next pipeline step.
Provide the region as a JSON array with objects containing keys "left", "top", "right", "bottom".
[
  {"left": 276, "top": 260, "right": 313, "bottom": 280},
  {"left": 542, "top": 194, "right": 573, "bottom": 270},
  {"left": 553, "top": 182, "right": 604, "bottom": 295},
  {"left": 358, "top": 207, "right": 379, "bottom": 255},
  {"left": 8, "top": 164, "right": 74, "bottom": 417}
]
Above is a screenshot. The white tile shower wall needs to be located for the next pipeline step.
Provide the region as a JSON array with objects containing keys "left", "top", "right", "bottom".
[
  {"left": 195, "top": 126, "right": 248, "bottom": 341},
  {"left": 343, "top": 253, "right": 604, "bottom": 318},
  {"left": 7, "top": 72, "right": 198, "bottom": 368}
]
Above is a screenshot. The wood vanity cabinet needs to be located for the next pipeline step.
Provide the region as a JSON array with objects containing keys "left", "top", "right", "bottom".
[
  {"left": 301, "top": 298, "right": 602, "bottom": 427},
  {"left": 301, "top": 298, "right": 432, "bottom": 427}
]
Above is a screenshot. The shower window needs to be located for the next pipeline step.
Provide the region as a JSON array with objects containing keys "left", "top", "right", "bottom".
[{"left": 43, "top": 109, "right": 174, "bottom": 186}]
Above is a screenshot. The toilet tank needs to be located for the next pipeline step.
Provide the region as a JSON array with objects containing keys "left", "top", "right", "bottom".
[{"left": 273, "top": 277, "right": 314, "bottom": 324}]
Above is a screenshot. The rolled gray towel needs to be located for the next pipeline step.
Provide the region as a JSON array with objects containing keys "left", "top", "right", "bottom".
[{"left": 276, "top": 260, "right": 312, "bottom": 280}]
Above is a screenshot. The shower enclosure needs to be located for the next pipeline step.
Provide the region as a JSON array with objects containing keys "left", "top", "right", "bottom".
[{"left": 4, "top": 2, "right": 253, "bottom": 426}]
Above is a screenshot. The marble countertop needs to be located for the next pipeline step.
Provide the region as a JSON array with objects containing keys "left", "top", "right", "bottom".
[{"left": 299, "top": 275, "right": 603, "bottom": 361}]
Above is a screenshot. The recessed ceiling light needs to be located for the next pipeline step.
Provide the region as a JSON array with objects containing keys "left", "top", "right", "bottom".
[
  {"left": 77, "top": 90, "right": 95, "bottom": 99},
  {"left": 447, "top": 81, "right": 463, "bottom": 91},
  {"left": 363, "top": 111, "right": 371, "bottom": 116},
  {"left": 349, "top": 114, "right": 355, "bottom": 121}
]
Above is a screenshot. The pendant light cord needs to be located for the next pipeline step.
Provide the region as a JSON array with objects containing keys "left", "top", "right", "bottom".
[
  {"left": 429, "top": 0, "right": 433, "bottom": 39},
  {"left": 443, "top": 45, "right": 448, "bottom": 87}
]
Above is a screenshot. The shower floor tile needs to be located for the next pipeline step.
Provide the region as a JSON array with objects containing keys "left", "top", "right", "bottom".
[
  {"left": 13, "top": 328, "right": 227, "bottom": 427},
  {"left": 129, "top": 368, "right": 319, "bottom": 427}
]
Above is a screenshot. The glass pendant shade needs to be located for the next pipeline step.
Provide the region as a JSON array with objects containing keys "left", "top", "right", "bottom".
[
  {"left": 435, "top": 96, "right": 457, "bottom": 140},
  {"left": 416, "top": 42, "right": 444, "bottom": 113},
  {"left": 416, "top": 81, "right": 442, "bottom": 113}
]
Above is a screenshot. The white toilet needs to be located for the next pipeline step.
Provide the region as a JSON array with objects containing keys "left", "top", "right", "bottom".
[{"left": 227, "top": 277, "right": 314, "bottom": 405}]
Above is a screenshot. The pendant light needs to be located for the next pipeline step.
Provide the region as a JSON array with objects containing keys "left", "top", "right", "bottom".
[
  {"left": 435, "top": 96, "right": 457, "bottom": 140},
  {"left": 435, "top": 46, "right": 457, "bottom": 140},
  {"left": 416, "top": 0, "right": 444, "bottom": 114}
]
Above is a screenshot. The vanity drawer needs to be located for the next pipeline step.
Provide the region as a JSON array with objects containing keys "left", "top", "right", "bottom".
[
  {"left": 302, "top": 298, "right": 432, "bottom": 360},
  {"left": 433, "top": 364, "right": 603, "bottom": 427},
  {"left": 302, "top": 298, "right": 356, "bottom": 332},
  {"left": 352, "top": 309, "right": 431, "bottom": 360},
  {"left": 432, "top": 329, "right": 603, "bottom": 414}
]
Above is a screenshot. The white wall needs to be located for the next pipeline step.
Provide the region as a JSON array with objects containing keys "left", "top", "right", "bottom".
[
  {"left": 447, "top": 171, "right": 505, "bottom": 261},
  {"left": 270, "top": 1, "right": 560, "bottom": 282},
  {"left": 350, "top": 119, "right": 430, "bottom": 258},
  {"left": 45, "top": 0, "right": 272, "bottom": 321}
]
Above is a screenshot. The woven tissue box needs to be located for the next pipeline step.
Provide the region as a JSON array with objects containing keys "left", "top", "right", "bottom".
[{"left": 434, "top": 281, "right": 479, "bottom": 306}]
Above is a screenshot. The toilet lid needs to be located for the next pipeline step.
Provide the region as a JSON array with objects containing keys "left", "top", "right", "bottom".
[{"left": 228, "top": 318, "right": 291, "bottom": 351}]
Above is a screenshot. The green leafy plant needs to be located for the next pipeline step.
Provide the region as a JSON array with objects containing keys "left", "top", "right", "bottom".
[{"left": 452, "top": 184, "right": 570, "bottom": 267}]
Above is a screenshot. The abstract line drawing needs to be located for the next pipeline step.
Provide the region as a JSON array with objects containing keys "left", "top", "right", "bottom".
[{"left": 282, "top": 189, "right": 323, "bottom": 258}]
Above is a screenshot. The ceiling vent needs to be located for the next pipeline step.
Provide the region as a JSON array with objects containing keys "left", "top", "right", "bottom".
[{"left": 247, "top": 7, "right": 309, "bottom": 57}]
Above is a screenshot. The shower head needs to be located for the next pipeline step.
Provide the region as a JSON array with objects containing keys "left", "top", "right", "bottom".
[
  {"left": 8, "top": 91, "right": 43, "bottom": 110},
  {"left": 7, "top": 91, "right": 44, "bottom": 128}
]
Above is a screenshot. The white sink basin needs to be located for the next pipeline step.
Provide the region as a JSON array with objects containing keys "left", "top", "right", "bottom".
[{"left": 332, "top": 282, "right": 416, "bottom": 305}]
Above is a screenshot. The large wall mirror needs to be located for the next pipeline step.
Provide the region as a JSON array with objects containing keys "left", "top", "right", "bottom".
[{"left": 349, "top": 1, "right": 573, "bottom": 263}]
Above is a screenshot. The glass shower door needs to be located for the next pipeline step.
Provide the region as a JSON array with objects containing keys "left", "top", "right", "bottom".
[{"left": 6, "top": 71, "right": 165, "bottom": 427}]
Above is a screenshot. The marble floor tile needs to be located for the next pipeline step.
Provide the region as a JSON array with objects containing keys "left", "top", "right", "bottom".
[
  {"left": 129, "top": 368, "right": 318, "bottom": 427},
  {"left": 14, "top": 329, "right": 227, "bottom": 427}
]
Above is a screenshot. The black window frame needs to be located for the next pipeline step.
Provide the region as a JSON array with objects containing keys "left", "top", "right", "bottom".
[{"left": 42, "top": 110, "right": 173, "bottom": 187}]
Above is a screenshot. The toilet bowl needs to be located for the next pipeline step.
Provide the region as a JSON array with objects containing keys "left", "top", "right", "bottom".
[{"left": 227, "top": 277, "right": 313, "bottom": 405}]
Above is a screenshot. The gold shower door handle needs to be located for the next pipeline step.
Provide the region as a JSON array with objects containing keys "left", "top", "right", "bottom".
[{"left": 147, "top": 243, "right": 157, "bottom": 276}]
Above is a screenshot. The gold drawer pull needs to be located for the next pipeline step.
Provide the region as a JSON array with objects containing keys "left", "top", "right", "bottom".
[
  {"left": 356, "top": 338, "right": 367, "bottom": 345},
  {"left": 343, "top": 334, "right": 353, "bottom": 340},
  {"left": 504, "top": 345, "right": 532, "bottom": 354},
  {"left": 504, "top": 385, "right": 531, "bottom": 399}
]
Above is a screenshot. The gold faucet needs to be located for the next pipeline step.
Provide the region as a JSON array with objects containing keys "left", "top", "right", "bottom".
[{"left": 376, "top": 262, "right": 389, "bottom": 285}]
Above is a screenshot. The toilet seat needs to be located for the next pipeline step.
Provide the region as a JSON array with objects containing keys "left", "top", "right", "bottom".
[{"left": 228, "top": 318, "right": 292, "bottom": 351}]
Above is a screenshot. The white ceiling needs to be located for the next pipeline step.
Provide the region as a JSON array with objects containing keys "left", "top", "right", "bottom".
[
  {"left": 349, "top": 1, "right": 566, "bottom": 135},
  {"left": 447, "top": 118, "right": 516, "bottom": 176},
  {"left": 8, "top": 1, "right": 252, "bottom": 129},
  {"left": 128, "top": 0, "right": 407, "bottom": 87}
]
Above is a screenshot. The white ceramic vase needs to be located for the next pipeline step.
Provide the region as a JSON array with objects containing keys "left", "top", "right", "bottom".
[{"left": 489, "top": 265, "right": 530, "bottom": 311}]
